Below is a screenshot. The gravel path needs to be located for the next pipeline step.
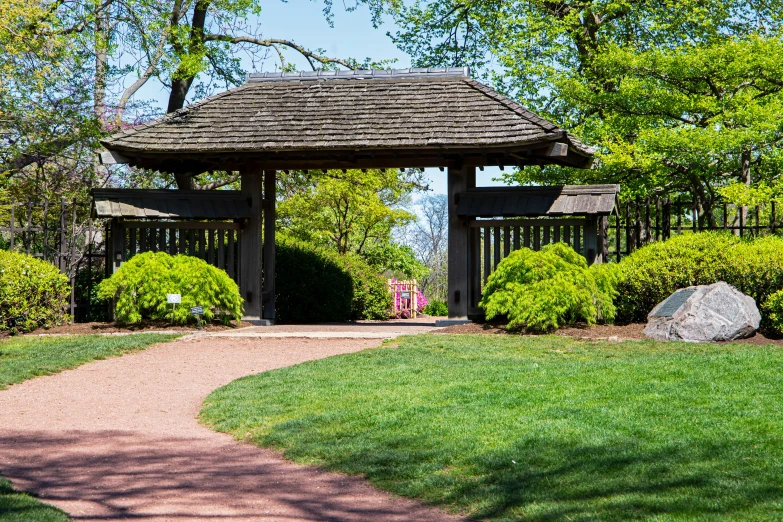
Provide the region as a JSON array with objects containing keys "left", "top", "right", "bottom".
[{"left": 0, "top": 335, "right": 463, "bottom": 521}]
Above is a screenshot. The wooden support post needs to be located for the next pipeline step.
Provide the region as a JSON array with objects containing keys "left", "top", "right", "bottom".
[
  {"left": 262, "top": 169, "right": 277, "bottom": 322},
  {"left": 583, "top": 215, "right": 600, "bottom": 265},
  {"left": 446, "top": 164, "right": 475, "bottom": 320},
  {"left": 110, "top": 218, "right": 124, "bottom": 274},
  {"left": 240, "top": 168, "right": 264, "bottom": 323}
]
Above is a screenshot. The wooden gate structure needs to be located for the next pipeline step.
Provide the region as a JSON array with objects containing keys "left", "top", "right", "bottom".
[
  {"left": 92, "top": 189, "right": 249, "bottom": 282},
  {"left": 97, "top": 67, "right": 600, "bottom": 324},
  {"left": 457, "top": 185, "right": 618, "bottom": 318}
]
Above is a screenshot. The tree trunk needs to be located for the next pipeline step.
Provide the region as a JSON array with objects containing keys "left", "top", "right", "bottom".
[
  {"left": 166, "top": 0, "right": 209, "bottom": 114},
  {"left": 93, "top": 0, "right": 109, "bottom": 184},
  {"left": 165, "top": 0, "right": 209, "bottom": 189}
]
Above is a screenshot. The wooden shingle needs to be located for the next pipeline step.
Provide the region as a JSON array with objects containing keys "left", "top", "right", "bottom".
[
  {"left": 91, "top": 189, "right": 251, "bottom": 220},
  {"left": 456, "top": 185, "right": 619, "bottom": 218}
]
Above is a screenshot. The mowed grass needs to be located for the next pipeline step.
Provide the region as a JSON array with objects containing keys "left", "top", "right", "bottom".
[
  {"left": 0, "top": 333, "right": 179, "bottom": 389},
  {"left": 201, "top": 334, "right": 783, "bottom": 521},
  {"left": 0, "top": 478, "right": 68, "bottom": 522}
]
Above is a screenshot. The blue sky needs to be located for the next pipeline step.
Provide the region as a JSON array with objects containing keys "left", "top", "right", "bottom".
[{"left": 134, "top": 0, "right": 507, "bottom": 195}]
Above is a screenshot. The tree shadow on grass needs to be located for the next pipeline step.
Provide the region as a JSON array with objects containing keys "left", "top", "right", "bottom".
[{"left": 304, "top": 434, "right": 783, "bottom": 521}]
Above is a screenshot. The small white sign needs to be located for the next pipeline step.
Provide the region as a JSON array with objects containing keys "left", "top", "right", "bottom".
[{"left": 167, "top": 294, "right": 181, "bottom": 304}]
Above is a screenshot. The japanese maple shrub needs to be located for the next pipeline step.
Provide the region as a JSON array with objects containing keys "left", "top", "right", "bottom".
[
  {"left": 97, "top": 252, "right": 242, "bottom": 325},
  {"left": 479, "top": 243, "right": 618, "bottom": 332},
  {"left": 0, "top": 250, "right": 70, "bottom": 333}
]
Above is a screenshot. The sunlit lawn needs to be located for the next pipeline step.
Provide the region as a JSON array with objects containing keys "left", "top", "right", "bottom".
[
  {"left": 201, "top": 334, "right": 783, "bottom": 521},
  {"left": 0, "top": 333, "right": 179, "bottom": 389},
  {"left": 0, "top": 478, "right": 68, "bottom": 522}
]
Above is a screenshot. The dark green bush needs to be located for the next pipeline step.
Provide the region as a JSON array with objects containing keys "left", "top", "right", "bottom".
[
  {"left": 276, "top": 240, "right": 391, "bottom": 323},
  {"left": 0, "top": 250, "right": 70, "bottom": 333},
  {"left": 422, "top": 300, "right": 448, "bottom": 317},
  {"left": 97, "top": 252, "right": 243, "bottom": 324},
  {"left": 479, "top": 243, "right": 618, "bottom": 332},
  {"left": 615, "top": 232, "right": 783, "bottom": 325}
]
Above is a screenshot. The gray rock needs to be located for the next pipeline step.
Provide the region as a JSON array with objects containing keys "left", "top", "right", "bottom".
[{"left": 644, "top": 282, "right": 760, "bottom": 342}]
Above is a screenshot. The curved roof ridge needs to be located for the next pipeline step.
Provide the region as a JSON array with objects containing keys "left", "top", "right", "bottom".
[{"left": 462, "top": 79, "right": 560, "bottom": 133}]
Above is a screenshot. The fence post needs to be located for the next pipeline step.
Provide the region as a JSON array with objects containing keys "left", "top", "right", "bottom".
[
  {"left": 615, "top": 201, "right": 621, "bottom": 262},
  {"left": 24, "top": 201, "right": 32, "bottom": 255},
  {"left": 69, "top": 200, "right": 77, "bottom": 323},
  {"left": 772, "top": 201, "right": 777, "bottom": 234},
  {"left": 9, "top": 198, "right": 14, "bottom": 249},
  {"left": 662, "top": 199, "right": 671, "bottom": 240},
  {"left": 59, "top": 198, "right": 67, "bottom": 271},
  {"left": 739, "top": 205, "right": 744, "bottom": 237},
  {"left": 43, "top": 199, "right": 49, "bottom": 262}
]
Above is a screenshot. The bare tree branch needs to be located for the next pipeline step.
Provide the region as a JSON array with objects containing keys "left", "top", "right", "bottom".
[{"left": 204, "top": 34, "right": 356, "bottom": 69}]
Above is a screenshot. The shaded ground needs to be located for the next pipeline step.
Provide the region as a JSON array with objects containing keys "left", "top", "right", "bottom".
[
  {"left": 32, "top": 320, "right": 254, "bottom": 335},
  {"left": 0, "top": 335, "right": 463, "bottom": 521}
]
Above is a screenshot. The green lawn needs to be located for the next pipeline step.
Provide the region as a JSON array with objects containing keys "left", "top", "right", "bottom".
[
  {"left": 0, "top": 478, "right": 68, "bottom": 522},
  {"left": 0, "top": 333, "right": 179, "bottom": 389},
  {"left": 201, "top": 334, "right": 783, "bottom": 521}
]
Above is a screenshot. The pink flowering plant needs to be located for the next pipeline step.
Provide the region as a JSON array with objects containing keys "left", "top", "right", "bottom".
[{"left": 389, "top": 278, "right": 428, "bottom": 318}]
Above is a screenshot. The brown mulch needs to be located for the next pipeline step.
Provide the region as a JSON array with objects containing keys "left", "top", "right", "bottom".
[
  {"left": 437, "top": 321, "right": 783, "bottom": 345},
  {"left": 30, "top": 320, "right": 254, "bottom": 335}
]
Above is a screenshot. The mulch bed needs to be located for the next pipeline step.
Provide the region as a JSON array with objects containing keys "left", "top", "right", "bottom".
[
  {"left": 27, "top": 320, "right": 254, "bottom": 336},
  {"left": 436, "top": 321, "right": 783, "bottom": 345}
]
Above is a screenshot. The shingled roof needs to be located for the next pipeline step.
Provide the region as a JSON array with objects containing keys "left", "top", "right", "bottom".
[{"left": 101, "top": 68, "right": 595, "bottom": 173}]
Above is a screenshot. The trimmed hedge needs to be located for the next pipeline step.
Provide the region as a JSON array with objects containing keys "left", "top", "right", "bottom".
[
  {"left": 615, "top": 232, "right": 783, "bottom": 331},
  {"left": 0, "top": 250, "right": 70, "bottom": 333},
  {"left": 97, "top": 252, "right": 243, "bottom": 324},
  {"left": 276, "top": 240, "right": 391, "bottom": 323}
]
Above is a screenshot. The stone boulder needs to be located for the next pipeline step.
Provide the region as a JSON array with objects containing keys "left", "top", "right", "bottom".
[{"left": 644, "top": 282, "right": 760, "bottom": 342}]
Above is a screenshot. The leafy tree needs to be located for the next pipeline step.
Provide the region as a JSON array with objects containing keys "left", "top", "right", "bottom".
[
  {"left": 368, "top": 0, "right": 783, "bottom": 215},
  {"left": 2, "top": 0, "right": 393, "bottom": 196},
  {"left": 277, "top": 168, "right": 420, "bottom": 255},
  {"left": 407, "top": 193, "right": 448, "bottom": 301}
]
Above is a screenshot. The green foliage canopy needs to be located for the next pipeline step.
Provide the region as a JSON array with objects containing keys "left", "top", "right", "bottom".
[
  {"left": 278, "top": 169, "right": 419, "bottom": 255},
  {"left": 371, "top": 0, "right": 783, "bottom": 210}
]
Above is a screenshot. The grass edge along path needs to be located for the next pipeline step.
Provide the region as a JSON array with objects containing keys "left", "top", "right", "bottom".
[
  {"left": 201, "top": 334, "right": 783, "bottom": 521},
  {"left": 0, "top": 477, "right": 69, "bottom": 522},
  {"left": 0, "top": 333, "right": 180, "bottom": 389}
]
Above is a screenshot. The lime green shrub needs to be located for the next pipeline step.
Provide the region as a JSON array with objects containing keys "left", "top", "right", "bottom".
[
  {"left": 97, "top": 252, "right": 242, "bottom": 324},
  {"left": 479, "top": 243, "right": 618, "bottom": 332},
  {"left": 614, "top": 232, "right": 783, "bottom": 327},
  {"left": 762, "top": 290, "right": 783, "bottom": 335},
  {"left": 276, "top": 240, "right": 391, "bottom": 323},
  {"left": 422, "top": 300, "right": 448, "bottom": 317},
  {"left": 615, "top": 232, "right": 741, "bottom": 322},
  {"left": 0, "top": 250, "right": 70, "bottom": 333}
]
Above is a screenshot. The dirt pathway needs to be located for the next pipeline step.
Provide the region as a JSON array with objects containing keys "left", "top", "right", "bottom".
[{"left": 0, "top": 336, "right": 462, "bottom": 521}]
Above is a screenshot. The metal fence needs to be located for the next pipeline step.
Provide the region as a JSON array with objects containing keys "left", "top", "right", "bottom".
[
  {"left": 607, "top": 197, "right": 775, "bottom": 261},
  {"left": 0, "top": 199, "right": 109, "bottom": 322}
]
